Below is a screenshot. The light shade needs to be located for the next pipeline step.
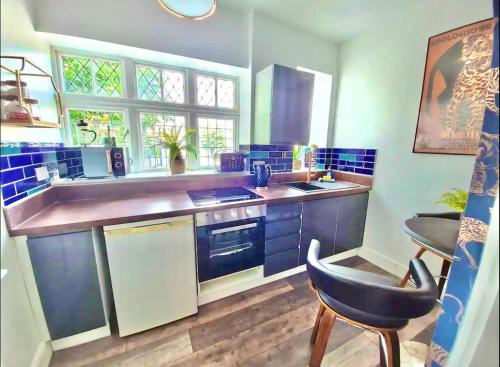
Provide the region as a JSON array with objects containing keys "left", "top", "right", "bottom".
[{"left": 157, "top": 0, "right": 216, "bottom": 20}]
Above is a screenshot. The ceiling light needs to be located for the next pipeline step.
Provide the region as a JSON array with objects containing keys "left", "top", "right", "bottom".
[{"left": 157, "top": 0, "right": 216, "bottom": 20}]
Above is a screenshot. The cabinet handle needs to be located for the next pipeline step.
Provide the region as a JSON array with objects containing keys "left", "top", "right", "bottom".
[{"left": 104, "top": 219, "right": 193, "bottom": 236}]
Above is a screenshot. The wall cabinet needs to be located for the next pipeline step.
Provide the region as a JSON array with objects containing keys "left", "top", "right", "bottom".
[
  {"left": 300, "top": 193, "right": 369, "bottom": 265},
  {"left": 254, "top": 64, "right": 315, "bottom": 145},
  {"left": 25, "top": 230, "right": 111, "bottom": 342}
]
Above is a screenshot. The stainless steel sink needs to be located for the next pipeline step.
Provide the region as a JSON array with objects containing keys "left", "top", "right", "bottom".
[
  {"left": 282, "top": 181, "right": 359, "bottom": 192},
  {"left": 281, "top": 181, "right": 326, "bottom": 191}
]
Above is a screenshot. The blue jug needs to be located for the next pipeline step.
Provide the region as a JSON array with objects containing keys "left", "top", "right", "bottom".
[{"left": 254, "top": 163, "right": 272, "bottom": 188}]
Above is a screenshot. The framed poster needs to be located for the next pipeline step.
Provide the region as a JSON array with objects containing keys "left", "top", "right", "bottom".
[{"left": 413, "top": 18, "right": 494, "bottom": 154}]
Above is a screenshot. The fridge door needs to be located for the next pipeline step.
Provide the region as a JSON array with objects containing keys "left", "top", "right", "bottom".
[{"left": 104, "top": 216, "right": 198, "bottom": 336}]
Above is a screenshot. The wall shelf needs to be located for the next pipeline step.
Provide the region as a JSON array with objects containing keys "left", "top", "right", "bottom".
[{"left": 1, "top": 56, "right": 63, "bottom": 128}]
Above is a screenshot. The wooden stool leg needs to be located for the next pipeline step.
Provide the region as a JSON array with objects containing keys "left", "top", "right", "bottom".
[
  {"left": 309, "top": 310, "right": 336, "bottom": 367},
  {"left": 310, "top": 304, "right": 326, "bottom": 345},
  {"left": 438, "top": 259, "right": 451, "bottom": 298},
  {"left": 400, "top": 247, "right": 426, "bottom": 287},
  {"left": 379, "top": 331, "right": 400, "bottom": 367}
]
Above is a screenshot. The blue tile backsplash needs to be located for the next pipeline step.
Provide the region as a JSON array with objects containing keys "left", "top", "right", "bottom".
[
  {"left": 239, "top": 144, "right": 293, "bottom": 173},
  {"left": 314, "top": 147, "right": 377, "bottom": 176},
  {"left": 0, "top": 142, "right": 84, "bottom": 206}
]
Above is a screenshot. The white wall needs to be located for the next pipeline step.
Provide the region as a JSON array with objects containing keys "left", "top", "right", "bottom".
[
  {"left": 250, "top": 12, "right": 339, "bottom": 144},
  {"left": 33, "top": 0, "right": 249, "bottom": 68},
  {"left": 1, "top": 0, "right": 61, "bottom": 143},
  {"left": 334, "top": 0, "right": 492, "bottom": 272}
]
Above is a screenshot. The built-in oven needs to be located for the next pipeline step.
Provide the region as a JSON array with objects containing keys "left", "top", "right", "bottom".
[{"left": 195, "top": 205, "right": 266, "bottom": 282}]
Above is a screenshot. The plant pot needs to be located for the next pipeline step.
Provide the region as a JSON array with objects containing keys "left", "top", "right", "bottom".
[
  {"left": 292, "top": 159, "right": 302, "bottom": 171},
  {"left": 170, "top": 157, "right": 186, "bottom": 175}
]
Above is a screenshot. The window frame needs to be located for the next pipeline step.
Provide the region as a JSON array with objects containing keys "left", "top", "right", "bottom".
[
  {"left": 53, "top": 47, "right": 240, "bottom": 173},
  {"left": 194, "top": 72, "right": 238, "bottom": 111}
]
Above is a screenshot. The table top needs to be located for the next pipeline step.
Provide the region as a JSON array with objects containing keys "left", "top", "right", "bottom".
[{"left": 404, "top": 217, "right": 461, "bottom": 260}]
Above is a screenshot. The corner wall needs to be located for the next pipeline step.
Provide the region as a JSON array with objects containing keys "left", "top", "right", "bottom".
[{"left": 333, "top": 0, "right": 492, "bottom": 272}]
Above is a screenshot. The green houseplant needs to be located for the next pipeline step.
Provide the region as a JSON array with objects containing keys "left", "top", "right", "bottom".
[
  {"left": 435, "top": 188, "right": 468, "bottom": 212},
  {"left": 159, "top": 127, "right": 198, "bottom": 175},
  {"left": 292, "top": 145, "right": 303, "bottom": 170}
]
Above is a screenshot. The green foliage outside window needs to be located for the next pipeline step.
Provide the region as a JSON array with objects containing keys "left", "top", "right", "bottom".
[{"left": 68, "top": 109, "right": 127, "bottom": 146}]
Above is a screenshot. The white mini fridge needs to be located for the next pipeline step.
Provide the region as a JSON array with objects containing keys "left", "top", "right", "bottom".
[{"left": 104, "top": 216, "right": 198, "bottom": 336}]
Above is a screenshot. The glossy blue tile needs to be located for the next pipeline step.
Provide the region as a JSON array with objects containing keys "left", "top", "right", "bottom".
[
  {"left": 355, "top": 168, "right": 374, "bottom": 175},
  {"left": 249, "top": 151, "right": 268, "bottom": 159},
  {"left": 19, "top": 146, "right": 41, "bottom": 153},
  {"left": 4, "top": 192, "right": 28, "bottom": 206},
  {"left": 0, "top": 146, "right": 21, "bottom": 155},
  {"left": 285, "top": 152, "right": 293, "bottom": 158},
  {"left": 31, "top": 153, "right": 43, "bottom": 164},
  {"left": 333, "top": 148, "right": 347, "bottom": 153},
  {"left": 364, "top": 156, "right": 376, "bottom": 162},
  {"left": 276, "top": 158, "right": 292, "bottom": 164},
  {"left": 269, "top": 151, "right": 284, "bottom": 158},
  {"left": 347, "top": 149, "right": 365, "bottom": 155},
  {"left": 1, "top": 184, "right": 16, "bottom": 199},
  {"left": 270, "top": 164, "right": 284, "bottom": 171},
  {"left": 1, "top": 157, "right": 8, "bottom": 170},
  {"left": 341, "top": 166, "right": 355, "bottom": 172},
  {"left": 366, "top": 149, "right": 377, "bottom": 156},
  {"left": 1, "top": 168, "right": 24, "bottom": 185},
  {"left": 65, "top": 150, "right": 77, "bottom": 159},
  {"left": 276, "top": 145, "right": 292, "bottom": 151},
  {"left": 364, "top": 162, "right": 374, "bottom": 169},
  {"left": 8, "top": 154, "right": 32, "bottom": 168},
  {"left": 56, "top": 151, "right": 65, "bottom": 160},
  {"left": 15, "top": 177, "right": 38, "bottom": 194},
  {"left": 316, "top": 148, "right": 327, "bottom": 153}
]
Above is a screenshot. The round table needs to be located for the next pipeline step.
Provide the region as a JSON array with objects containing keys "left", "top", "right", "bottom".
[{"left": 401, "top": 217, "right": 461, "bottom": 296}]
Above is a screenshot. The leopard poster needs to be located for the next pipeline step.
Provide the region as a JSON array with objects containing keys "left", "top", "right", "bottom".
[{"left": 414, "top": 18, "right": 497, "bottom": 155}]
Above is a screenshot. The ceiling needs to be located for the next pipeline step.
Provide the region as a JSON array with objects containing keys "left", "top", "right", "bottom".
[{"left": 219, "top": 0, "right": 422, "bottom": 42}]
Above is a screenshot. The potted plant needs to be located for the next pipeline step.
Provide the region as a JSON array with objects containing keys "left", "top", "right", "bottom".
[
  {"left": 159, "top": 126, "right": 198, "bottom": 175},
  {"left": 435, "top": 188, "right": 468, "bottom": 213}
]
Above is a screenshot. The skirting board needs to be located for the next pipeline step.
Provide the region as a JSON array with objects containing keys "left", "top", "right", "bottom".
[
  {"left": 30, "top": 341, "right": 52, "bottom": 367},
  {"left": 198, "top": 248, "right": 360, "bottom": 305},
  {"left": 358, "top": 246, "right": 408, "bottom": 278},
  {"left": 51, "top": 325, "right": 110, "bottom": 351}
]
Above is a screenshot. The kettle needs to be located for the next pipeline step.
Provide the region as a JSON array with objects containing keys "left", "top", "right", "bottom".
[{"left": 254, "top": 163, "right": 272, "bottom": 188}]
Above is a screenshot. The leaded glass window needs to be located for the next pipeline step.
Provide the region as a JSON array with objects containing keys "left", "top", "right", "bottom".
[
  {"left": 196, "top": 74, "right": 235, "bottom": 109},
  {"left": 197, "top": 117, "right": 235, "bottom": 167},
  {"left": 136, "top": 64, "right": 185, "bottom": 103}
]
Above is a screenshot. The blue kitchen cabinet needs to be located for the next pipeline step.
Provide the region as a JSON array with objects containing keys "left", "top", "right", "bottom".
[
  {"left": 264, "top": 203, "right": 303, "bottom": 276},
  {"left": 254, "top": 64, "right": 315, "bottom": 145},
  {"left": 27, "top": 230, "right": 109, "bottom": 340},
  {"left": 300, "top": 193, "right": 369, "bottom": 265}
]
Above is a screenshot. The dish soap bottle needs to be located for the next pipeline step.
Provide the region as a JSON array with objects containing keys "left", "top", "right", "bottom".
[{"left": 327, "top": 165, "right": 334, "bottom": 181}]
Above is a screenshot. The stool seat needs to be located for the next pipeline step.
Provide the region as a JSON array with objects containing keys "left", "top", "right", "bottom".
[{"left": 318, "top": 290, "right": 409, "bottom": 329}]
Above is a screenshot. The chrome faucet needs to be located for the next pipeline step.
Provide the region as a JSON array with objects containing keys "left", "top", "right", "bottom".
[{"left": 305, "top": 151, "right": 313, "bottom": 184}]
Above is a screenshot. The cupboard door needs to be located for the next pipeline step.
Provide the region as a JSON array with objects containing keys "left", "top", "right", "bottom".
[
  {"left": 334, "top": 193, "right": 369, "bottom": 254},
  {"left": 271, "top": 65, "right": 314, "bottom": 145},
  {"left": 264, "top": 248, "right": 299, "bottom": 277},
  {"left": 300, "top": 197, "right": 340, "bottom": 265},
  {"left": 27, "top": 231, "right": 105, "bottom": 340}
]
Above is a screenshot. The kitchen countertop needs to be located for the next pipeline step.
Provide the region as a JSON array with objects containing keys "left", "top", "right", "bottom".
[{"left": 7, "top": 181, "right": 370, "bottom": 237}]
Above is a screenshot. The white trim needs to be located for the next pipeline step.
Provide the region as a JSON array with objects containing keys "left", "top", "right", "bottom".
[
  {"left": 50, "top": 325, "right": 110, "bottom": 351},
  {"left": 197, "top": 248, "right": 360, "bottom": 305},
  {"left": 30, "top": 341, "right": 52, "bottom": 367},
  {"left": 358, "top": 246, "right": 408, "bottom": 278}
]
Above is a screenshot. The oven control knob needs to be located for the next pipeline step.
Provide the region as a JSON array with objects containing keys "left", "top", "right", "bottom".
[{"left": 114, "top": 152, "right": 122, "bottom": 159}]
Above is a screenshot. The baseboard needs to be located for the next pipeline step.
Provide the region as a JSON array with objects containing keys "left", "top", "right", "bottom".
[
  {"left": 30, "top": 341, "right": 52, "bottom": 367},
  {"left": 51, "top": 325, "right": 110, "bottom": 351},
  {"left": 358, "top": 246, "right": 407, "bottom": 278}
]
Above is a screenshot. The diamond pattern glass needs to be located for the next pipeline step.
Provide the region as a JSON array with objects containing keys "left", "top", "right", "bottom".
[
  {"left": 62, "top": 56, "right": 93, "bottom": 94},
  {"left": 217, "top": 78, "right": 235, "bottom": 108},
  {"left": 136, "top": 65, "right": 161, "bottom": 101},
  {"left": 67, "top": 109, "right": 127, "bottom": 146},
  {"left": 141, "top": 112, "right": 186, "bottom": 169},
  {"left": 163, "top": 69, "right": 185, "bottom": 104},
  {"left": 196, "top": 75, "right": 216, "bottom": 106},
  {"left": 94, "top": 59, "right": 123, "bottom": 97},
  {"left": 197, "top": 117, "right": 234, "bottom": 168}
]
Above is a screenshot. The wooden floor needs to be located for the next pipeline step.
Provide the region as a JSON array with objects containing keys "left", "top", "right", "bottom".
[{"left": 50, "top": 257, "right": 438, "bottom": 367}]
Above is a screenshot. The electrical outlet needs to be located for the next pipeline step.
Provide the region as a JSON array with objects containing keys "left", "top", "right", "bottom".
[{"left": 35, "top": 166, "right": 49, "bottom": 181}]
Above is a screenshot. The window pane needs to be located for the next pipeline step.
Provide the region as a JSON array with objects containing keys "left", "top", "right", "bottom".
[
  {"left": 62, "top": 56, "right": 93, "bottom": 94},
  {"left": 136, "top": 65, "right": 161, "bottom": 101},
  {"left": 217, "top": 78, "right": 235, "bottom": 108},
  {"left": 163, "top": 69, "right": 185, "bottom": 103},
  {"left": 196, "top": 75, "right": 216, "bottom": 106},
  {"left": 94, "top": 59, "right": 123, "bottom": 97},
  {"left": 67, "top": 109, "right": 127, "bottom": 146},
  {"left": 197, "top": 117, "right": 234, "bottom": 168},
  {"left": 140, "top": 112, "right": 186, "bottom": 169}
]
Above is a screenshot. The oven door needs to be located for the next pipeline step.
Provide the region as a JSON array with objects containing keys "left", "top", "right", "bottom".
[{"left": 196, "top": 217, "right": 265, "bottom": 282}]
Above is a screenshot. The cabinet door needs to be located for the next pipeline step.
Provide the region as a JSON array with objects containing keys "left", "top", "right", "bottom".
[
  {"left": 334, "top": 193, "right": 369, "bottom": 254},
  {"left": 264, "top": 248, "right": 299, "bottom": 277},
  {"left": 271, "top": 65, "right": 314, "bottom": 145},
  {"left": 300, "top": 197, "right": 340, "bottom": 265},
  {"left": 27, "top": 231, "right": 105, "bottom": 340}
]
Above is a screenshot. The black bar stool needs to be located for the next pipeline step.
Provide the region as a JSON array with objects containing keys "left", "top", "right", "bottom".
[{"left": 307, "top": 240, "right": 438, "bottom": 367}]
